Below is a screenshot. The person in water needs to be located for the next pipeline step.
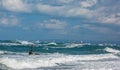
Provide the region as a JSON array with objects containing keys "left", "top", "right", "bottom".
[
  {"left": 29, "top": 45, "right": 40, "bottom": 55},
  {"left": 29, "top": 46, "right": 33, "bottom": 55}
]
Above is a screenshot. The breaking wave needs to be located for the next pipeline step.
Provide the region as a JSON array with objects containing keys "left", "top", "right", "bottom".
[
  {"left": 16, "top": 40, "right": 34, "bottom": 45},
  {"left": 0, "top": 53, "right": 118, "bottom": 69},
  {"left": 0, "top": 40, "right": 34, "bottom": 46},
  {"left": 47, "top": 42, "right": 57, "bottom": 46},
  {"left": 104, "top": 47, "right": 120, "bottom": 54},
  {"left": 0, "top": 50, "right": 5, "bottom": 54},
  {"left": 0, "top": 40, "right": 120, "bottom": 70},
  {"left": 65, "top": 43, "right": 84, "bottom": 48},
  {"left": 0, "top": 43, "right": 21, "bottom": 46}
]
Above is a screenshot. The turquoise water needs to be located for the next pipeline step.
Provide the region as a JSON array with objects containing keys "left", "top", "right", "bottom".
[{"left": 0, "top": 40, "right": 120, "bottom": 70}]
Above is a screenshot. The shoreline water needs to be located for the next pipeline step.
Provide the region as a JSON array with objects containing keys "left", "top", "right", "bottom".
[{"left": 0, "top": 40, "right": 120, "bottom": 70}]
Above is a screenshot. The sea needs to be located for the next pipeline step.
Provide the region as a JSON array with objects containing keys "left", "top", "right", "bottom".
[{"left": 0, "top": 40, "right": 120, "bottom": 70}]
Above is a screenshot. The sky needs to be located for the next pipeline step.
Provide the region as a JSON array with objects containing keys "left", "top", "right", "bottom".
[{"left": 0, "top": 0, "right": 120, "bottom": 41}]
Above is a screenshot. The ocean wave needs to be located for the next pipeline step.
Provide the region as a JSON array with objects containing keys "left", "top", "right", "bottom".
[
  {"left": 98, "top": 43, "right": 117, "bottom": 46},
  {"left": 0, "top": 50, "right": 14, "bottom": 54},
  {"left": 104, "top": 47, "right": 120, "bottom": 54},
  {"left": 0, "top": 63, "right": 13, "bottom": 70},
  {"left": 65, "top": 43, "right": 84, "bottom": 48},
  {"left": 44, "top": 42, "right": 57, "bottom": 46},
  {"left": 0, "top": 40, "right": 35, "bottom": 46},
  {"left": 15, "top": 40, "right": 34, "bottom": 45},
  {"left": 0, "top": 50, "right": 28, "bottom": 56},
  {"left": 0, "top": 50, "right": 5, "bottom": 54},
  {"left": 0, "top": 43, "right": 21, "bottom": 46},
  {"left": 0, "top": 53, "right": 118, "bottom": 69}
]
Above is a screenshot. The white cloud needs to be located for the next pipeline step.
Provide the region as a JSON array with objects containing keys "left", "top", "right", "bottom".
[
  {"left": 65, "top": 8, "right": 93, "bottom": 17},
  {"left": 36, "top": 0, "right": 120, "bottom": 26},
  {"left": 36, "top": 3, "right": 93, "bottom": 17},
  {"left": 36, "top": 19, "right": 68, "bottom": 35},
  {"left": 98, "top": 15, "right": 120, "bottom": 25},
  {"left": 37, "top": 19, "right": 67, "bottom": 29},
  {"left": 36, "top": 4, "right": 64, "bottom": 14},
  {"left": 86, "top": 6, "right": 120, "bottom": 26},
  {"left": 1, "top": 0, "right": 30, "bottom": 12},
  {"left": 0, "top": 16, "right": 19, "bottom": 26},
  {"left": 1, "top": 0, "right": 120, "bottom": 26},
  {"left": 80, "top": 0, "right": 97, "bottom": 8}
]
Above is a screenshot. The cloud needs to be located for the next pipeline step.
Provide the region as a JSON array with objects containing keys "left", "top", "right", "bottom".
[
  {"left": 1, "top": 0, "right": 30, "bottom": 12},
  {"left": 36, "top": 3, "right": 94, "bottom": 18},
  {"left": 1, "top": 0, "right": 94, "bottom": 16},
  {"left": 36, "top": 0, "right": 120, "bottom": 26},
  {"left": 36, "top": 4, "right": 64, "bottom": 14},
  {"left": 37, "top": 19, "right": 67, "bottom": 29},
  {"left": 35, "top": 0, "right": 98, "bottom": 17},
  {"left": 80, "top": 0, "right": 97, "bottom": 8},
  {"left": 0, "top": 16, "right": 19, "bottom": 26},
  {"left": 1, "top": 0, "right": 120, "bottom": 26},
  {"left": 36, "top": 19, "right": 68, "bottom": 35},
  {"left": 98, "top": 14, "right": 120, "bottom": 25}
]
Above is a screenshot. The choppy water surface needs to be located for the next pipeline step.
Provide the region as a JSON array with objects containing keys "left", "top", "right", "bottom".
[{"left": 0, "top": 40, "right": 120, "bottom": 70}]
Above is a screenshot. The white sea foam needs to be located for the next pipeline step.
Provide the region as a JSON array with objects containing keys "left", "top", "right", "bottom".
[
  {"left": 65, "top": 43, "right": 84, "bottom": 48},
  {"left": 0, "top": 41, "right": 33, "bottom": 46},
  {"left": 71, "top": 61, "right": 120, "bottom": 70},
  {"left": 104, "top": 47, "right": 120, "bottom": 54},
  {"left": 0, "top": 53, "right": 118, "bottom": 69},
  {"left": 0, "top": 50, "right": 12, "bottom": 54},
  {"left": 98, "top": 43, "right": 117, "bottom": 46},
  {"left": 0, "top": 50, "right": 28, "bottom": 56},
  {"left": 98, "top": 44, "right": 104, "bottom": 46},
  {"left": 16, "top": 40, "right": 34, "bottom": 45},
  {"left": 0, "top": 50, "right": 5, "bottom": 54},
  {"left": 46, "top": 42, "right": 57, "bottom": 46},
  {"left": 35, "top": 40, "right": 40, "bottom": 44},
  {"left": 0, "top": 43, "right": 21, "bottom": 46}
]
